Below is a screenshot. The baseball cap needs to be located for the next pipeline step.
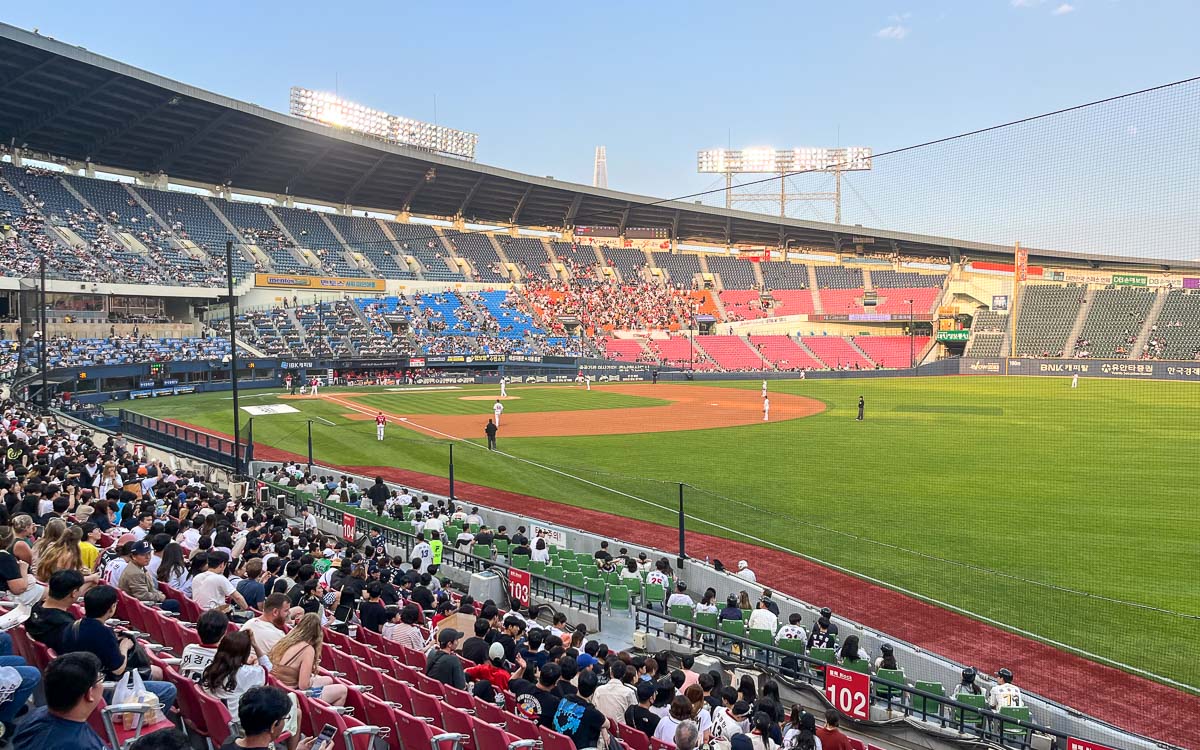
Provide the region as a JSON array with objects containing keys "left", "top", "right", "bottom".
[
  {"left": 130, "top": 541, "right": 151, "bottom": 555},
  {"left": 323, "top": 549, "right": 336, "bottom": 558},
  {"left": 577, "top": 653, "right": 599, "bottom": 671},
  {"left": 488, "top": 642, "right": 506, "bottom": 662},
  {"left": 737, "top": 560, "right": 748, "bottom": 569},
  {"left": 438, "top": 628, "right": 463, "bottom": 647}
]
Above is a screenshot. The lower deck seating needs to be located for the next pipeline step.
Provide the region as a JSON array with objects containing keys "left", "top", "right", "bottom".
[
  {"left": 853, "top": 336, "right": 930, "bottom": 368},
  {"left": 802, "top": 336, "right": 874, "bottom": 369},
  {"left": 695, "top": 336, "right": 764, "bottom": 370},
  {"left": 749, "top": 336, "right": 824, "bottom": 370}
]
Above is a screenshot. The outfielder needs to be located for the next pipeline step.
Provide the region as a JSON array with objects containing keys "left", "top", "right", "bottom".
[
  {"left": 585, "top": 375, "right": 591, "bottom": 391},
  {"left": 1071, "top": 373, "right": 1078, "bottom": 389},
  {"left": 493, "top": 398, "right": 504, "bottom": 426},
  {"left": 500, "top": 377, "right": 507, "bottom": 398},
  {"left": 763, "top": 396, "right": 770, "bottom": 422},
  {"left": 376, "top": 411, "right": 386, "bottom": 441},
  {"left": 761, "top": 379, "right": 767, "bottom": 398}
]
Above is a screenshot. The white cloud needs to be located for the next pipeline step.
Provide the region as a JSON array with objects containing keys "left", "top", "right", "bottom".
[
  {"left": 1052, "top": 2, "right": 1076, "bottom": 14},
  {"left": 876, "top": 24, "right": 910, "bottom": 40}
]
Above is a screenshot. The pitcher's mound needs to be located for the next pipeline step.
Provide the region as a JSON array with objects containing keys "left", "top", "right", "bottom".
[{"left": 459, "top": 395, "right": 520, "bottom": 401}]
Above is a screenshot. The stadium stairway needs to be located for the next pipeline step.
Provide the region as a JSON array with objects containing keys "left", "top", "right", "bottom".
[
  {"left": 201, "top": 195, "right": 249, "bottom": 245},
  {"left": 1130, "top": 287, "right": 1170, "bottom": 358},
  {"left": 807, "top": 265, "right": 824, "bottom": 313},
  {"left": 1064, "top": 291, "right": 1095, "bottom": 353}
]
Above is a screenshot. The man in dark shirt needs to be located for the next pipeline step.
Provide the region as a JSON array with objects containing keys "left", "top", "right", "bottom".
[
  {"left": 357, "top": 582, "right": 389, "bottom": 633},
  {"left": 26, "top": 569, "right": 84, "bottom": 652},
  {"left": 593, "top": 541, "right": 613, "bottom": 565},
  {"left": 461, "top": 619, "right": 491, "bottom": 666},
  {"left": 425, "top": 629, "right": 466, "bottom": 690},
  {"left": 551, "top": 669, "right": 610, "bottom": 749},
  {"left": 12, "top": 653, "right": 107, "bottom": 750},
  {"left": 219, "top": 685, "right": 296, "bottom": 750},
  {"left": 521, "top": 662, "right": 563, "bottom": 727},
  {"left": 485, "top": 419, "right": 498, "bottom": 450},
  {"left": 410, "top": 574, "right": 435, "bottom": 612},
  {"left": 624, "top": 680, "right": 661, "bottom": 737}
]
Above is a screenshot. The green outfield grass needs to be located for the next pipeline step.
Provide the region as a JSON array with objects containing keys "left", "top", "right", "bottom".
[{"left": 129, "top": 377, "right": 1200, "bottom": 689}]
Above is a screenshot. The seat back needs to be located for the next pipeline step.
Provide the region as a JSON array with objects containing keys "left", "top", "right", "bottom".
[
  {"left": 439, "top": 704, "right": 478, "bottom": 750},
  {"left": 443, "top": 685, "right": 475, "bottom": 713},
  {"left": 844, "top": 658, "right": 871, "bottom": 674},
  {"left": 668, "top": 605, "right": 694, "bottom": 622},
  {"left": 954, "top": 693, "right": 987, "bottom": 726},
  {"left": 875, "top": 669, "right": 907, "bottom": 701},
  {"left": 614, "top": 721, "right": 651, "bottom": 750},
  {"left": 537, "top": 726, "right": 577, "bottom": 750},
  {"left": 808, "top": 647, "right": 836, "bottom": 664},
  {"left": 694, "top": 612, "right": 718, "bottom": 630},
  {"left": 911, "top": 681, "right": 945, "bottom": 718},
  {"left": 999, "top": 706, "right": 1033, "bottom": 737}
]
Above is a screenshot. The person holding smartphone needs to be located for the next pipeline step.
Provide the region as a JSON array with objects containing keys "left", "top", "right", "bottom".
[{"left": 219, "top": 685, "right": 316, "bottom": 750}]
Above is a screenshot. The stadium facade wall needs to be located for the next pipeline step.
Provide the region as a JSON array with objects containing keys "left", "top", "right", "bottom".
[{"left": 960, "top": 357, "right": 1200, "bottom": 381}]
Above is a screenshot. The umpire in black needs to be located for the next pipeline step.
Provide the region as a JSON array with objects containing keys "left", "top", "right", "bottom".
[
  {"left": 485, "top": 418, "right": 498, "bottom": 450},
  {"left": 857, "top": 396, "right": 865, "bottom": 421}
]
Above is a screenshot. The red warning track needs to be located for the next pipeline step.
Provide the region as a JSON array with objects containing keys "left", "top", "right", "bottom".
[{"left": 164, "top": 417, "right": 1197, "bottom": 748}]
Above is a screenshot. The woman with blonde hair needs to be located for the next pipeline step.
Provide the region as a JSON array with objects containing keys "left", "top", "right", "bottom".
[
  {"left": 30, "top": 518, "right": 66, "bottom": 578},
  {"left": 8, "top": 515, "right": 35, "bottom": 565},
  {"left": 268, "top": 612, "right": 347, "bottom": 706},
  {"left": 35, "top": 526, "right": 94, "bottom": 584}
]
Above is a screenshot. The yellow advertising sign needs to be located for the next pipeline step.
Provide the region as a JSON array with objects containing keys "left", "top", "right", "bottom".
[{"left": 254, "top": 273, "right": 385, "bottom": 292}]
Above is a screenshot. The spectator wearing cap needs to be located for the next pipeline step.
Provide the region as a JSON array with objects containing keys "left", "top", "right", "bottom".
[
  {"left": 625, "top": 679, "right": 661, "bottom": 737},
  {"left": 735, "top": 560, "right": 756, "bottom": 583},
  {"left": 874, "top": 643, "right": 900, "bottom": 672},
  {"left": 426, "top": 627, "right": 467, "bottom": 689},
  {"left": 956, "top": 667, "right": 984, "bottom": 696},
  {"left": 813, "top": 607, "right": 840, "bottom": 637},
  {"left": 718, "top": 594, "right": 743, "bottom": 623},
  {"left": 988, "top": 668, "right": 1024, "bottom": 709},
  {"left": 667, "top": 580, "right": 694, "bottom": 610},
  {"left": 747, "top": 598, "right": 778, "bottom": 633},
  {"left": 118, "top": 540, "right": 180, "bottom": 612},
  {"left": 807, "top": 617, "right": 835, "bottom": 650}
]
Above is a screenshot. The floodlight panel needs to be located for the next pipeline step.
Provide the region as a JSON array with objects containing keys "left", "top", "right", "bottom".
[{"left": 698, "top": 145, "right": 873, "bottom": 174}]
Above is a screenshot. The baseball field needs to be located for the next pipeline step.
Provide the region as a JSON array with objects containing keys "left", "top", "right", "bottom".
[{"left": 126, "top": 376, "right": 1199, "bottom": 691}]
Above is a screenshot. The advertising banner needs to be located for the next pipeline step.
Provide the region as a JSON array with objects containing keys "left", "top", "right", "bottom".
[
  {"left": 1111, "top": 274, "right": 1148, "bottom": 287},
  {"left": 531, "top": 524, "right": 567, "bottom": 548},
  {"left": 255, "top": 273, "right": 386, "bottom": 292},
  {"left": 936, "top": 330, "right": 971, "bottom": 343},
  {"left": 992, "top": 295, "right": 1009, "bottom": 311},
  {"left": 1066, "top": 739, "right": 1115, "bottom": 750},
  {"left": 1184, "top": 278, "right": 1200, "bottom": 289}
]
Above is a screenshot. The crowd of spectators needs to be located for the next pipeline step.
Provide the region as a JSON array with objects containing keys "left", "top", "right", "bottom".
[{"left": 525, "top": 279, "right": 703, "bottom": 335}]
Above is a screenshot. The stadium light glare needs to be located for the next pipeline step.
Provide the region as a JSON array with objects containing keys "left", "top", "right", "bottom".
[{"left": 289, "top": 86, "right": 478, "bottom": 160}]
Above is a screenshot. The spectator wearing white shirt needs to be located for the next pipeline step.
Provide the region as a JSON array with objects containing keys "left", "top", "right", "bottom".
[
  {"left": 666, "top": 581, "right": 694, "bottom": 610},
  {"left": 411, "top": 533, "right": 433, "bottom": 573},
  {"left": 192, "top": 551, "right": 249, "bottom": 611},
  {"left": 735, "top": 560, "right": 757, "bottom": 583},
  {"left": 775, "top": 613, "right": 807, "bottom": 644},
  {"left": 747, "top": 599, "right": 778, "bottom": 633},
  {"left": 241, "top": 593, "right": 291, "bottom": 669},
  {"left": 465, "top": 507, "right": 483, "bottom": 527},
  {"left": 299, "top": 508, "right": 317, "bottom": 534},
  {"left": 128, "top": 512, "right": 154, "bottom": 542}
]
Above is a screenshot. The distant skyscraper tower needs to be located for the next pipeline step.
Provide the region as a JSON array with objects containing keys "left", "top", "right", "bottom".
[{"left": 592, "top": 146, "right": 608, "bottom": 188}]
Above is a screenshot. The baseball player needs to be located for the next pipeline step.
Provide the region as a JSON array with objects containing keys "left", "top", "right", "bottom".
[
  {"left": 500, "top": 376, "right": 507, "bottom": 398},
  {"left": 585, "top": 375, "right": 591, "bottom": 391},
  {"left": 284, "top": 373, "right": 293, "bottom": 393},
  {"left": 763, "top": 396, "right": 770, "bottom": 422},
  {"left": 310, "top": 377, "right": 319, "bottom": 397},
  {"left": 375, "top": 411, "right": 386, "bottom": 441},
  {"left": 493, "top": 399, "right": 504, "bottom": 426},
  {"left": 1071, "top": 373, "right": 1078, "bottom": 389},
  {"left": 762, "top": 379, "right": 767, "bottom": 398}
]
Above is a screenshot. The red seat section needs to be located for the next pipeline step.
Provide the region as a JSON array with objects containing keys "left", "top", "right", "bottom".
[
  {"left": 854, "top": 336, "right": 931, "bottom": 368},
  {"left": 720, "top": 290, "right": 769, "bottom": 320},
  {"left": 802, "top": 336, "right": 873, "bottom": 369},
  {"left": 748, "top": 336, "right": 824, "bottom": 371},
  {"left": 694, "top": 336, "right": 764, "bottom": 370},
  {"left": 603, "top": 337, "right": 646, "bottom": 361}
]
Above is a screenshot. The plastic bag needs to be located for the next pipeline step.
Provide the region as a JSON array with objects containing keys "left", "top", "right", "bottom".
[{"left": 112, "top": 669, "right": 164, "bottom": 728}]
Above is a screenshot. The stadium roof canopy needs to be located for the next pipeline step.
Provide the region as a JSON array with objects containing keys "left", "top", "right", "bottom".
[{"left": 0, "top": 22, "right": 1193, "bottom": 272}]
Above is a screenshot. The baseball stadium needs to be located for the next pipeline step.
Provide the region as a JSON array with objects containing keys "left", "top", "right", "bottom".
[{"left": 0, "top": 11, "right": 1197, "bottom": 750}]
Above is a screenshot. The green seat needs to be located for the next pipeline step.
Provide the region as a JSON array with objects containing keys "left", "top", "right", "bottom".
[
  {"left": 471, "top": 544, "right": 492, "bottom": 558},
  {"left": 545, "top": 565, "right": 564, "bottom": 595},
  {"left": 608, "top": 585, "right": 631, "bottom": 612},
  {"left": 584, "top": 577, "right": 607, "bottom": 601},
  {"left": 875, "top": 669, "right": 907, "bottom": 703},
  {"left": 669, "top": 605, "right": 695, "bottom": 622},
  {"left": 749, "top": 628, "right": 775, "bottom": 648},
  {"left": 560, "top": 558, "right": 580, "bottom": 573},
  {"left": 720, "top": 619, "right": 746, "bottom": 638},
  {"left": 954, "top": 693, "right": 987, "bottom": 727},
  {"left": 547, "top": 546, "right": 561, "bottom": 560},
  {"left": 912, "top": 681, "right": 945, "bottom": 719},
  {"left": 493, "top": 539, "right": 510, "bottom": 556},
  {"left": 397, "top": 521, "right": 414, "bottom": 535},
  {"left": 642, "top": 584, "right": 665, "bottom": 608},
  {"left": 695, "top": 612, "right": 718, "bottom": 631},
  {"left": 565, "top": 571, "right": 586, "bottom": 590},
  {"left": 468, "top": 523, "right": 479, "bottom": 533},
  {"left": 741, "top": 609, "right": 752, "bottom": 621},
  {"left": 510, "top": 554, "right": 530, "bottom": 570},
  {"left": 605, "top": 571, "right": 621, "bottom": 585},
  {"left": 577, "top": 552, "right": 594, "bottom": 566},
  {"left": 529, "top": 560, "right": 547, "bottom": 577},
  {"left": 778, "top": 638, "right": 805, "bottom": 655},
  {"left": 808, "top": 648, "right": 836, "bottom": 665},
  {"left": 844, "top": 658, "right": 871, "bottom": 674},
  {"left": 999, "top": 706, "right": 1032, "bottom": 738}
]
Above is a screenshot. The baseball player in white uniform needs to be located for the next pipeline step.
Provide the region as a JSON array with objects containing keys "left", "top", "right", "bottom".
[
  {"left": 762, "top": 379, "right": 767, "bottom": 398},
  {"left": 375, "top": 412, "right": 386, "bottom": 441},
  {"left": 500, "top": 377, "right": 507, "bottom": 398},
  {"left": 1071, "top": 373, "right": 1078, "bottom": 388},
  {"left": 493, "top": 399, "right": 504, "bottom": 426},
  {"left": 763, "top": 396, "right": 770, "bottom": 421},
  {"left": 585, "top": 375, "right": 591, "bottom": 391},
  {"left": 310, "top": 377, "right": 319, "bottom": 397}
]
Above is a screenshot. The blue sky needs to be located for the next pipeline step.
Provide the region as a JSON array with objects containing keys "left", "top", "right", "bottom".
[{"left": 5, "top": 2, "right": 1198, "bottom": 256}]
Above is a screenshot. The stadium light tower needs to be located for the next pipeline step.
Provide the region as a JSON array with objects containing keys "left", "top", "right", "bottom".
[
  {"left": 289, "top": 87, "right": 478, "bottom": 160},
  {"left": 593, "top": 146, "right": 608, "bottom": 188},
  {"left": 697, "top": 147, "right": 872, "bottom": 223}
]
